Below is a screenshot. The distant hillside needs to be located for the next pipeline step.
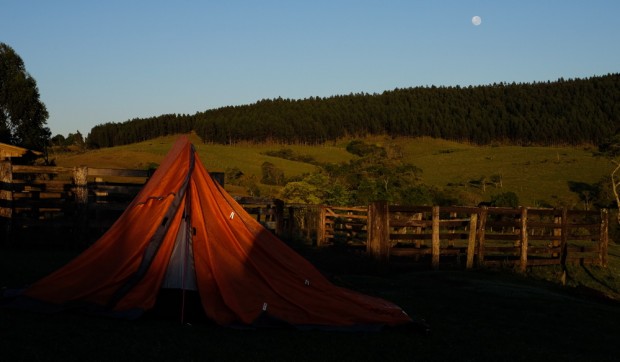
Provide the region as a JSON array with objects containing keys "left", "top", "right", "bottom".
[
  {"left": 85, "top": 73, "right": 620, "bottom": 148},
  {"left": 52, "top": 134, "right": 611, "bottom": 210}
]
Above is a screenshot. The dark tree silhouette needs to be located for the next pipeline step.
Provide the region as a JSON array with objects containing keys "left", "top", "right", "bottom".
[
  {"left": 0, "top": 43, "right": 51, "bottom": 154},
  {"left": 86, "top": 74, "right": 620, "bottom": 148}
]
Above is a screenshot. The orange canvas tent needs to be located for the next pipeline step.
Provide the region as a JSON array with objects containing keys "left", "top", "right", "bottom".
[{"left": 6, "top": 136, "right": 415, "bottom": 329}]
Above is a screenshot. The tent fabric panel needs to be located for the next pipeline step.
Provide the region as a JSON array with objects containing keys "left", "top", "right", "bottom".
[
  {"left": 162, "top": 215, "right": 197, "bottom": 290},
  {"left": 114, "top": 199, "right": 186, "bottom": 311},
  {"left": 127, "top": 137, "right": 191, "bottom": 207},
  {"left": 20, "top": 137, "right": 193, "bottom": 308},
  {"left": 108, "top": 147, "right": 195, "bottom": 310},
  {"left": 22, "top": 196, "right": 175, "bottom": 305},
  {"left": 190, "top": 151, "right": 412, "bottom": 327},
  {"left": 191, "top": 181, "right": 243, "bottom": 325}
]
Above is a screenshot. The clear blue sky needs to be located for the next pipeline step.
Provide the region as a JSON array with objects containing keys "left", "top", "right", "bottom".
[{"left": 2, "top": 0, "right": 619, "bottom": 137}]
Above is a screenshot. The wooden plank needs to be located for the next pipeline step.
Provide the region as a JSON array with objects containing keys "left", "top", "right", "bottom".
[
  {"left": 527, "top": 247, "right": 561, "bottom": 254},
  {"left": 600, "top": 209, "right": 609, "bottom": 267},
  {"left": 390, "top": 233, "right": 432, "bottom": 241},
  {"left": 367, "top": 201, "right": 390, "bottom": 265},
  {"left": 438, "top": 219, "right": 471, "bottom": 227},
  {"left": 12, "top": 165, "right": 74, "bottom": 174},
  {"left": 528, "top": 235, "right": 562, "bottom": 241},
  {"left": 431, "top": 206, "right": 440, "bottom": 269},
  {"left": 327, "top": 214, "right": 367, "bottom": 220},
  {"left": 93, "top": 185, "right": 143, "bottom": 194},
  {"left": 10, "top": 180, "right": 58, "bottom": 188},
  {"left": 482, "top": 246, "right": 520, "bottom": 253},
  {"left": 438, "top": 206, "right": 480, "bottom": 214},
  {"left": 485, "top": 220, "right": 521, "bottom": 228},
  {"left": 317, "top": 206, "right": 327, "bottom": 247},
  {"left": 526, "top": 208, "right": 561, "bottom": 216},
  {"left": 12, "top": 199, "right": 68, "bottom": 208},
  {"left": 11, "top": 191, "right": 68, "bottom": 199},
  {"left": 485, "top": 207, "right": 522, "bottom": 216},
  {"left": 389, "top": 205, "right": 432, "bottom": 213},
  {"left": 389, "top": 220, "right": 432, "bottom": 228},
  {"left": 476, "top": 207, "right": 488, "bottom": 267},
  {"left": 87, "top": 168, "right": 149, "bottom": 178},
  {"left": 466, "top": 213, "right": 478, "bottom": 269},
  {"left": 324, "top": 205, "right": 368, "bottom": 212},
  {"left": 520, "top": 207, "right": 528, "bottom": 273},
  {"left": 527, "top": 221, "right": 564, "bottom": 228},
  {"left": 482, "top": 234, "right": 520, "bottom": 241},
  {"left": 89, "top": 203, "right": 131, "bottom": 211},
  {"left": 560, "top": 207, "right": 568, "bottom": 266}
]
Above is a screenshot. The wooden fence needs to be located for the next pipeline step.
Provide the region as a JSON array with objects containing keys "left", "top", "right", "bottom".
[
  {"left": 0, "top": 161, "right": 610, "bottom": 271},
  {"left": 0, "top": 161, "right": 223, "bottom": 246},
  {"left": 1, "top": 161, "right": 152, "bottom": 246},
  {"left": 316, "top": 202, "right": 609, "bottom": 270}
]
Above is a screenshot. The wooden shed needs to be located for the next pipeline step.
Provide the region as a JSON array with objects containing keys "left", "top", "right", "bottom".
[{"left": 0, "top": 142, "right": 43, "bottom": 160}]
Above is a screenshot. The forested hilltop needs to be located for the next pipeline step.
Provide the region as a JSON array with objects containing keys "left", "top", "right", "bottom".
[{"left": 85, "top": 73, "right": 620, "bottom": 148}]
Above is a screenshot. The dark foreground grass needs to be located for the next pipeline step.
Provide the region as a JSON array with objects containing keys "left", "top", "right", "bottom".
[{"left": 2, "top": 248, "right": 620, "bottom": 362}]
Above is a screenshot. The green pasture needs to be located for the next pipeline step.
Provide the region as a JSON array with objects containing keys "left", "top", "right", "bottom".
[
  {"left": 369, "top": 137, "right": 609, "bottom": 207},
  {"left": 50, "top": 134, "right": 612, "bottom": 206}
]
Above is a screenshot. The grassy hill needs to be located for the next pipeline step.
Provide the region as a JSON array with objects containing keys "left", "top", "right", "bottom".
[{"left": 50, "top": 133, "right": 611, "bottom": 207}]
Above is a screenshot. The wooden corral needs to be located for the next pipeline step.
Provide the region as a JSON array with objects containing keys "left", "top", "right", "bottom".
[
  {"left": 0, "top": 161, "right": 610, "bottom": 271},
  {"left": 316, "top": 203, "right": 609, "bottom": 270}
]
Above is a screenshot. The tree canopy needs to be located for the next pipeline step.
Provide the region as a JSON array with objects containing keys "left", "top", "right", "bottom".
[
  {"left": 85, "top": 73, "right": 620, "bottom": 148},
  {"left": 0, "top": 43, "right": 50, "bottom": 152}
]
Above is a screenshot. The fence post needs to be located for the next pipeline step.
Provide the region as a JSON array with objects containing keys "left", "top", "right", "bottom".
[
  {"left": 553, "top": 212, "right": 562, "bottom": 258},
  {"left": 287, "top": 205, "right": 295, "bottom": 239},
  {"left": 600, "top": 208, "right": 609, "bottom": 267},
  {"left": 476, "top": 206, "right": 488, "bottom": 267},
  {"left": 519, "top": 207, "right": 528, "bottom": 273},
  {"left": 316, "top": 205, "right": 326, "bottom": 247},
  {"left": 431, "top": 206, "right": 440, "bottom": 270},
  {"left": 368, "top": 201, "right": 390, "bottom": 266},
  {"left": 273, "top": 199, "right": 285, "bottom": 236},
  {"left": 73, "top": 166, "right": 89, "bottom": 245},
  {"left": 466, "top": 212, "right": 478, "bottom": 269},
  {"left": 560, "top": 207, "right": 568, "bottom": 267},
  {"left": 0, "top": 160, "right": 13, "bottom": 245}
]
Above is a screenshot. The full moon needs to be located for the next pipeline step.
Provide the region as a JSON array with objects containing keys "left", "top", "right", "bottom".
[{"left": 472, "top": 15, "right": 482, "bottom": 26}]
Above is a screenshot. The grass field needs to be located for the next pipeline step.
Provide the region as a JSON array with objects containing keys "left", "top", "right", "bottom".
[
  {"left": 50, "top": 134, "right": 611, "bottom": 207},
  {"left": 2, "top": 244, "right": 620, "bottom": 361}
]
